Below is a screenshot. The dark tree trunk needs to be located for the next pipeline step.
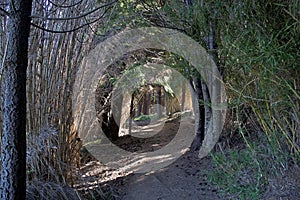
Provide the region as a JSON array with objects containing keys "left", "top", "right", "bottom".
[
  {"left": 142, "top": 85, "right": 151, "bottom": 115},
  {"left": 190, "top": 77, "right": 205, "bottom": 152},
  {"left": 1, "top": 1, "right": 32, "bottom": 199},
  {"left": 107, "top": 91, "right": 123, "bottom": 140},
  {"left": 101, "top": 110, "right": 110, "bottom": 137},
  {"left": 137, "top": 99, "right": 142, "bottom": 117},
  {"left": 155, "top": 85, "right": 162, "bottom": 118},
  {"left": 128, "top": 93, "right": 135, "bottom": 135},
  {"left": 147, "top": 86, "right": 151, "bottom": 114},
  {"left": 107, "top": 112, "right": 119, "bottom": 140},
  {"left": 142, "top": 87, "right": 148, "bottom": 115}
]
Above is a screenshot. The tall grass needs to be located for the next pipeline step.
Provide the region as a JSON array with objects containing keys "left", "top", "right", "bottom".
[
  {"left": 26, "top": 126, "right": 80, "bottom": 199},
  {"left": 208, "top": 1, "right": 299, "bottom": 198},
  {"left": 161, "top": 0, "right": 299, "bottom": 158},
  {"left": 26, "top": 126, "right": 112, "bottom": 200}
]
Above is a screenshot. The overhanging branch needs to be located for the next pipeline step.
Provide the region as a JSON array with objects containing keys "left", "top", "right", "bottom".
[
  {"left": 0, "top": 7, "right": 10, "bottom": 17},
  {"left": 48, "top": 0, "right": 84, "bottom": 9},
  {"left": 31, "top": 9, "right": 108, "bottom": 33},
  {"left": 31, "top": 0, "right": 117, "bottom": 21}
]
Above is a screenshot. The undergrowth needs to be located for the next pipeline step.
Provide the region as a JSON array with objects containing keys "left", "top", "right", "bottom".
[
  {"left": 26, "top": 126, "right": 113, "bottom": 200},
  {"left": 194, "top": 1, "right": 300, "bottom": 199},
  {"left": 208, "top": 148, "right": 265, "bottom": 200}
]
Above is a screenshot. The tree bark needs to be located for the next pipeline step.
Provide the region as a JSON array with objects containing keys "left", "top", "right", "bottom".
[
  {"left": 160, "top": 87, "right": 165, "bottom": 114},
  {"left": 128, "top": 93, "right": 135, "bottom": 135},
  {"left": 142, "top": 87, "right": 148, "bottom": 115},
  {"left": 142, "top": 85, "right": 151, "bottom": 115},
  {"left": 147, "top": 86, "right": 151, "bottom": 114},
  {"left": 1, "top": 1, "right": 32, "bottom": 199},
  {"left": 155, "top": 85, "right": 162, "bottom": 118},
  {"left": 202, "top": 20, "right": 216, "bottom": 132},
  {"left": 137, "top": 97, "right": 142, "bottom": 117},
  {"left": 181, "top": 80, "right": 186, "bottom": 111},
  {"left": 190, "top": 76, "right": 205, "bottom": 151}
]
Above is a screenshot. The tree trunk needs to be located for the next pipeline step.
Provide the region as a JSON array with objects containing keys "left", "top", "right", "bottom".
[
  {"left": 201, "top": 79, "right": 210, "bottom": 132},
  {"left": 128, "top": 93, "right": 135, "bottom": 135},
  {"left": 1, "top": 1, "right": 32, "bottom": 199},
  {"left": 181, "top": 80, "right": 186, "bottom": 111},
  {"left": 190, "top": 76, "right": 205, "bottom": 151},
  {"left": 142, "top": 85, "right": 151, "bottom": 115},
  {"left": 191, "top": 18, "right": 217, "bottom": 152},
  {"left": 137, "top": 98, "right": 142, "bottom": 117},
  {"left": 160, "top": 87, "right": 165, "bottom": 114},
  {"left": 142, "top": 87, "right": 148, "bottom": 115},
  {"left": 147, "top": 86, "right": 151, "bottom": 115},
  {"left": 202, "top": 20, "right": 216, "bottom": 132},
  {"left": 155, "top": 85, "right": 162, "bottom": 118}
]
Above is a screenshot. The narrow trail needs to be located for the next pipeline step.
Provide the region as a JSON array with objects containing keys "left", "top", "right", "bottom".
[
  {"left": 77, "top": 115, "right": 230, "bottom": 199},
  {"left": 113, "top": 151, "right": 228, "bottom": 200},
  {"left": 110, "top": 116, "right": 226, "bottom": 199}
]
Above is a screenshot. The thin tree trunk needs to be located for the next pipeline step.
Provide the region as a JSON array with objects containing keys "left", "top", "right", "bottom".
[
  {"left": 156, "top": 85, "right": 162, "bottom": 117},
  {"left": 185, "top": 66, "right": 205, "bottom": 151},
  {"left": 202, "top": 20, "right": 216, "bottom": 132},
  {"left": 190, "top": 20, "right": 216, "bottom": 151},
  {"left": 201, "top": 80, "right": 210, "bottom": 132},
  {"left": 190, "top": 76, "right": 205, "bottom": 151},
  {"left": 160, "top": 87, "right": 165, "bottom": 114},
  {"left": 137, "top": 98, "right": 142, "bottom": 117},
  {"left": 128, "top": 93, "right": 135, "bottom": 135},
  {"left": 142, "top": 87, "right": 148, "bottom": 115},
  {"left": 181, "top": 80, "right": 186, "bottom": 111},
  {"left": 142, "top": 85, "right": 151, "bottom": 115},
  {"left": 1, "top": 1, "right": 32, "bottom": 199},
  {"left": 147, "top": 86, "right": 151, "bottom": 115}
]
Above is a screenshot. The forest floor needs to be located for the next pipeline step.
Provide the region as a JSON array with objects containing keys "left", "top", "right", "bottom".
[{"left": 74, "top": 115, "right": 300, "bottom": 200}]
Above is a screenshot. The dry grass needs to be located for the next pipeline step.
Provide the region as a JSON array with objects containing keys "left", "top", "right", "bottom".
[
  {"left": 26, "top": 126, "right": 114, "bottom": 200},
  {"left": 27, "top": 126, "right": 65, "bottom": 182},
  {"left": 26, "top": 181, "right": 80, "bottom": 200}
]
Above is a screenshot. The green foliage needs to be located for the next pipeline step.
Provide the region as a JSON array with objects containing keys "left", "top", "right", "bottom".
[
  {"left": 107, "top": 0, "right": 299, "bottom": 161},
  {"left": 208, "top": 129, "right": 297, "bottom": 199},
  {"left": 133, "top": 114, "right": 159, "bottom": 122},
  {"left": 157, "top": 0, "right": 300, "bottom": 198},
  {"left": 208, "top": 148, "right": 267, "bottom": 200},
  {"left": 210, "top": 0, "right": 300, "bottom": 157},
  {"left": 98, "top": 0, "right": 150, "bottom": 36}
]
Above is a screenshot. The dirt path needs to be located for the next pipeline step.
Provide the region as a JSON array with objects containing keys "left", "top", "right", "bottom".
[
  {"left": 111, "top": 116, "right": 220, "bottom": 199},
  {"left": 112, "top": 151, "right": 230, "bottom": 200},
  {"left": 85, "top": 116, "right": 230, "bottom": 199},
  {"left": 77, "top": 115, "right": 300, "bottom": 200}
]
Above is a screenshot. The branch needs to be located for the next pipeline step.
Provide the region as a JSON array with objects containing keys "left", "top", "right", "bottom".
[
  {"left": 48, "top": 0, "right": 84, "bottom": 9},
  {"left": 0, "top": 7, "right": 10, "bottom": 17},
  {"left": 31, "top": 0, "right": 117, "bottom": 21},
  {"left": 31, "top": 9, "right": 108, "bottom": 33},
  {"left": 283, "top": 8, "right": 299, "bottom": 23}
]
